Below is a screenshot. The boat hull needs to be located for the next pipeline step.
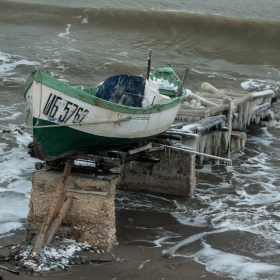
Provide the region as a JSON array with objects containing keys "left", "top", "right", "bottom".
[
  {"left": 31, "top": 117, "right": 162, "bottom": 160},
  {"left": 24, "top": 70, "right": 184, "bottom": 160}
]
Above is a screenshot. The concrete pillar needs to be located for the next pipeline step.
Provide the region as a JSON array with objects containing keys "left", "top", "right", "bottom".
[
  {"left": 25, "top": 170, "right": 117, "bottom": 250},
  {"left": 117, "top": 148, "right": 196, "bottom": 197}
]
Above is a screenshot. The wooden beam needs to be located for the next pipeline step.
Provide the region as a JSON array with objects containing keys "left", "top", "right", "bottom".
[
  {"left": 147, "top": 146, "right": 165, "bottom": 152},
  {"left": 44, "top": 196, "right": 73, "bottom": 246},
  {"left": 127, "top": 143, "right": 152, "bottom": 155},
  {"left": 32, "top": 159, "right": 74, "bottom": 255}
]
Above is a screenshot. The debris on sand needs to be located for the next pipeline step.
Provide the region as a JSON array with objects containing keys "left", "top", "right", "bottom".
[{"left": 2, "top": 239, "right": 109, "bottom": 275}]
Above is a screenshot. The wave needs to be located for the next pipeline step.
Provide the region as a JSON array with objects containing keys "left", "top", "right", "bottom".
[
  {"left": 87, "top": 9, "right": 280, "bottom": 49},
  {"left": 2, "top": 1, "right": 280, "bottom": 50}
]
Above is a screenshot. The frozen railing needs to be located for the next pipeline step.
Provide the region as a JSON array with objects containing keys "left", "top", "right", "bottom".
[
  {"left": 231, "top": 89, "right": 274, "bottom": 130},
  {"left": 176, "top": 82, "right": 275, "bottom": 131},
  {"left": 173, "top": 82, "right": 275, "bottom": 161}
]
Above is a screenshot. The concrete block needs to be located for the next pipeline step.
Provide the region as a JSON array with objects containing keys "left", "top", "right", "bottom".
[
  {"left": 117, "top": 148, "right": 196, "bottom": 197},
  {"left": 25, "top": 170, "right": 117, "bottom": 250}
]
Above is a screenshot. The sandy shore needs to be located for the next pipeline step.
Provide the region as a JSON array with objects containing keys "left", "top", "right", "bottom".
[{"left": 0, "top": 209, "right": 232, "bottom": 280}]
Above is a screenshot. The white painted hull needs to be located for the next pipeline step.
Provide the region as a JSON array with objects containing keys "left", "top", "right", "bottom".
[{"left": 26, "top": 81, "right": 181, "bottom": 139}]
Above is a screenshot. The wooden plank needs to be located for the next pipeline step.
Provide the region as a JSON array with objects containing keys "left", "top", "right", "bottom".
[
  {"left": 127, "top": 143, "right": 152, "bottom": 154},
  {"left": 147, "top": 146, "right": 165, "bottom": 152},
  {"left": 32, "top": 159, "right": 74, "bottom": 254},
  {"left": 44, "top": 196, "right": 73, "bottom": 246}
]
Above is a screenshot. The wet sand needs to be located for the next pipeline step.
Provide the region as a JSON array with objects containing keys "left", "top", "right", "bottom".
[{"left": 0, "top": 209, "right": 232, "bottom": 280}]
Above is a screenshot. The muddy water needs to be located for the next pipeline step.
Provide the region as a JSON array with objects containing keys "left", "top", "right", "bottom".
[{"left": 1, "top": 0, "right": 280, "bottom": 278}]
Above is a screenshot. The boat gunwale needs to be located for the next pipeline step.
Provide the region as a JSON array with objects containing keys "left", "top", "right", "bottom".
[{"left": 23, "top": 67, "right": 186, "bottom": 115}]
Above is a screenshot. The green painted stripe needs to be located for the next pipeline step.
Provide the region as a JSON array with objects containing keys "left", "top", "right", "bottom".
[
  {"left": 33, "top": 118, "right": 156, "bottom": 159},
  {"left": 22, "top": 74, "right": 34, "bottom": 97},
  {"left": 23, "top": 67, "right": 186, "bottom": 115}
]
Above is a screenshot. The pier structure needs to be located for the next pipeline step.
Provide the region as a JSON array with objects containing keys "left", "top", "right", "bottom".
[
  {"left": 25, "top": 83, "right": 275, "bottom": 252},
  {"left": 176, "top": 82, "right": 275, "bottom": 160}
]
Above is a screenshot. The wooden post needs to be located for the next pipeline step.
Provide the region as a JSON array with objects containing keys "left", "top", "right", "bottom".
[
  {"left": 176, "top": 68, "right": 189, "bottom": 97},
  {"left": 32, "top": 159, "right": 74, "bottom": 255},
  {"left": 44, "top": 196, "right": 73, "bottom": 246},
  {"left": 146, "top": 49, "right": 152, "bottom": 80}
]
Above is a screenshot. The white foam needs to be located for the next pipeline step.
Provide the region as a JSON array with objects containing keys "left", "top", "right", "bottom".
[
  {"left": 162, "top": 228, "right": 228, "bottom": 255},
  {"left": 241, "top": 79, "right": 280, "bottom": 93},
  {"left": 195, "top": 242, "right": 280, "bottom": 280},
  {"left": 170, "top": 139, "right": 280, "bottom": 240},
  {"left": 0, "top": 222, "right": 23, "bottom": 236},
  {"left": 0, "top": 51, "right": 38, "bottom": 77},
  {"left": 0, "top": 103, "right": 24, "bottom": 121},
  {"left": 0, "top": 131, "right": 38, "bottom": 235},
  {"left": 162, "top": 228, "right": 280, "bottom": 279},
  {"left": 153, "top": 236, "right": 176, "bottom": 247},
  {"left": 81, "top": 17, "right": 88, "bottom": 24},
  {"left": 58, "top": 24, "right": 71, "bottom": 37},
  {"left": 0, "top": 191, "right": 29, "bottom": 236},
  {"left": 118, "top": 52, "right": 129, "bottom": 57}
]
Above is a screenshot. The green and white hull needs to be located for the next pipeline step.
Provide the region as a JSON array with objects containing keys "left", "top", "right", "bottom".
[{"left": 23, "top": 66, "right": 186, "bottom": 160}]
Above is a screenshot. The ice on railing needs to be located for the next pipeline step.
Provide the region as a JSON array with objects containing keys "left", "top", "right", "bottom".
[
  {"left": 231, "top": 131, "right": 247, "bottom": 151},
  {"left": 177, "top": 82, "right": 274, "bottom": 131},
  {"left": 173, "top": 82, "right": 275, "bottom": 160},
  {"left": 176, "top": 115, "right": 203, "bottom": 123},
  {"left": 232, "top": 91, "right": 274, "bottom": 130},
  {"left": 198, "top": 131, "right": 222, "bottom": 159},
  {"left": 182, "top": 124, "right": 198, "bottom": 133}
]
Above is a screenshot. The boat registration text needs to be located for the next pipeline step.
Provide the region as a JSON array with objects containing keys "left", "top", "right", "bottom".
[{"left": 43, "top": 93, "right": 89, "bottom": 124}]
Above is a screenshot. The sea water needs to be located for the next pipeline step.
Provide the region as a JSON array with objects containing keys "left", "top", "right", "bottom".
[{"left": 1, "top": 0, "right": 280, "bottom": 278}]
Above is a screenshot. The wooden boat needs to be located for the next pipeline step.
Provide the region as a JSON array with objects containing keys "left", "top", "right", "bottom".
[{"left": 23, "top": 61, "right": 187, "bottom": 161}]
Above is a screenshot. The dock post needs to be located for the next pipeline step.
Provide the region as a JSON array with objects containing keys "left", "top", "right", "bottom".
[{"left": 222, "top": 97, "right": 233, "bottom": 159}]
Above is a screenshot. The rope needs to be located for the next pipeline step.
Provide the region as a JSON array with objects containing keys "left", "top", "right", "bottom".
[
  {"left": 32, "top": 116, "right": 132, "bottom": 129},
  {"left": 1, "top": 116, "right": 132, "bottom": 134}
]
